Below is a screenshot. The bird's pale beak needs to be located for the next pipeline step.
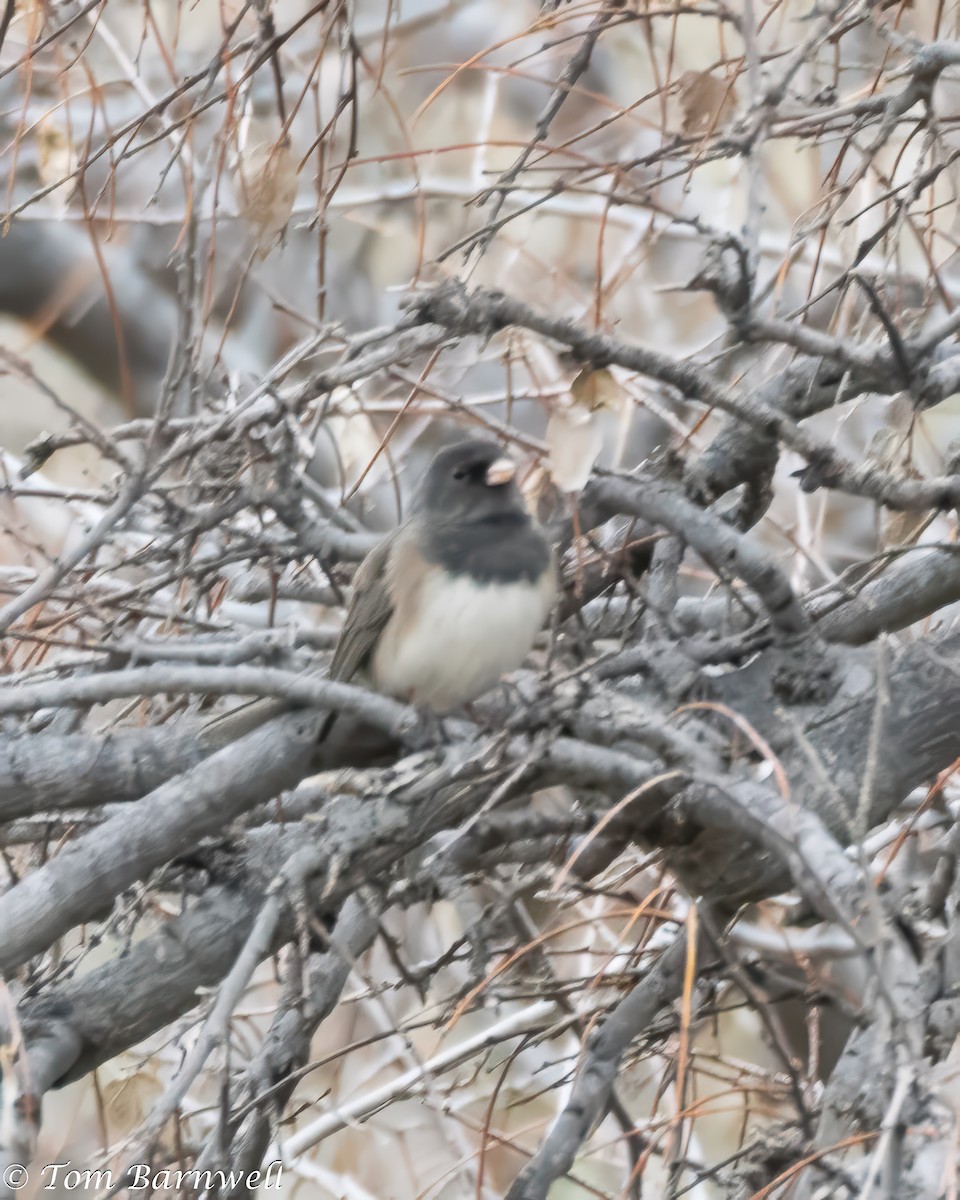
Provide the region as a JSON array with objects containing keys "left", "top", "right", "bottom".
[{"left": 485, "top": 457, "right": 516, "bottom": 487}]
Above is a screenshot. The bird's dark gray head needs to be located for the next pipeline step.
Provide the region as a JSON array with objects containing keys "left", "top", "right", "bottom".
[
  {"left": 413, "top": 439, "right": 549, "bottom": 583},
  {"left": 414, "top": 440, "right": 526, "bottom": 528}
]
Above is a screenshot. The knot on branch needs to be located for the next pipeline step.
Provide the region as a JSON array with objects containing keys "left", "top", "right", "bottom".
[
  {"left": 688, "top": 236, "right": 753, "bottom": 325},
  {"left": 909, "top": 39, "right": 957, "bottom": 87},
  {"left": 684, "top": 423, "right": 778, "bottom": 509},
  {"left": 402, "top": 278, "right": 468, "bottom": 322},
  {"left": 791, "top": 449, "right": 840, "bottom": 495},
  {"left": 730, "top": 1122, "right": 808, "bottom": 1196},
  {"left": 402, "top": 280, "right": 507, "bottom": 342},
  {"left": 772, "top": 639, "right": 836, "bottom": 704}
]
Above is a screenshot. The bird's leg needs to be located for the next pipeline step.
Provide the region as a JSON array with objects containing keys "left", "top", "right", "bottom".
[
  {"left": 406, "top": 691, "right": 448, "bottom": 746},
  {"left": 422, "top": 705, "right": 449, "bottom": 743}
]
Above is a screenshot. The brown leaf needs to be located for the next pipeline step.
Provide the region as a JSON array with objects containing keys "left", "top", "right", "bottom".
[
  {"left": 234, "top": 131, "right": 298, "bottom": 252},
  {"left": 36, "top": 118, "right": 77, "bottom": 212},
  {"left": 100, "top": 1058, "right": 164, "bottom": 1131},
  {"left": 569, "top": 366, "right": 621, "bottom": 413},
  {"left": 547, "top": 368, "right": 623, "bottom": 493},
  {"left": 881, "top": 462, "right": 930, "bottom": 548},
  {"left": 678, "top": 70, "right": 739, "bottom": 136}
]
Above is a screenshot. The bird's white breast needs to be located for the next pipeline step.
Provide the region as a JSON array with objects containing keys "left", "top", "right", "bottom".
[{"left": 371, "top": 567, "right": 554, "bottom": 711}]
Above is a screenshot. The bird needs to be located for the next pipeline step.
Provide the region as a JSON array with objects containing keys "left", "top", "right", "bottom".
[
  {"left": 329, "top": 439, "right": 556, "bottom": 712},
  {"left": 201, "top": 439, "right": 555, "bottom": 749}
]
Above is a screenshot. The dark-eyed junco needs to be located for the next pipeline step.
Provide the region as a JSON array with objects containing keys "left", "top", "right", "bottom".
[
  {"left": 202, "top": 439, "right": 555, "bottom": 747},
  {"left": 329, "top": 439, "right": 556, "bottom": 711}
]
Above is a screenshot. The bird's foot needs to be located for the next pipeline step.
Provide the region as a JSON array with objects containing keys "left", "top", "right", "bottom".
[{"left": 402, "top": 703, "right": 448, "bottom": 748}]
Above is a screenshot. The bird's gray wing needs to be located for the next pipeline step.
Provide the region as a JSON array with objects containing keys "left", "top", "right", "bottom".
[
  {"left": 328, "top": 531, "right": 397, "bottom": 683},
  {"left": 202, "top": 534, "right": 397, "bottom": 750}
]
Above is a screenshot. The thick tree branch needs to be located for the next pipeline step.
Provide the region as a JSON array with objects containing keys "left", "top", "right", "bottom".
[
  {"left": 0, "top": 714, "right": 322, "bottom": 976},
  {"left": 505, "top": 933, "right": 694, "bottom": 1200}
]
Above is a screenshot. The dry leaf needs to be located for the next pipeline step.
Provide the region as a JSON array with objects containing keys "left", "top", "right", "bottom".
[
  {"left": 36, "top": 117, "right": 77, "bottom": 212},
  {"left": 99, "top": 1059, "right": 164, "bottom": 1132},
  {"left": 570, "top": 365, "right": 621, "bottom": 414},
  {"left": 881, "top": 484, "right": 929, "bottom": 547},
  {"left": 522, "top": 460, "right": 562, "bottom": 525},
  {"left": 546, "top": 368, "right": 622, "bottom": 493},
  {"left": 678, "top": 70, "right": 738, "bottom": 136},
  {"left": 880, "top": 459, "right": 929, "bottom": 548},
  {"left": 234, "top": 125, "right": 298, "bottom": 253}
]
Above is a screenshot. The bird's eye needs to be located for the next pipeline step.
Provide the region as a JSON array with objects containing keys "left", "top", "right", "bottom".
[{"left": 452, "top": 467, "right": 469, "bottom": 480}]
